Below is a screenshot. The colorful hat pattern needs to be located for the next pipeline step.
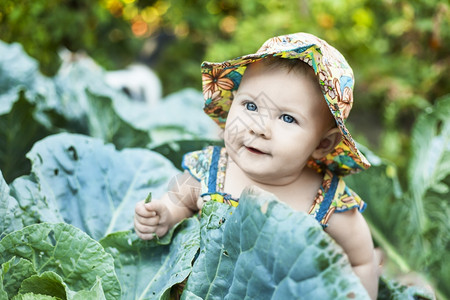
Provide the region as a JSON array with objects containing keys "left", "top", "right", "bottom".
[{"left": 201, "top": 32, "right": 370, "bottom": 176}]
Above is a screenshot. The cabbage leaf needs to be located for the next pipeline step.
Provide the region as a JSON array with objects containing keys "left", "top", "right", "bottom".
[
  {"left": 100, "top": 218, "right": 200, "bottom": 299},
  {"left": 0, "top": 223, "right": 119, "bottom": 299},
  {"left": 183, "top": 186, "right": 371, "bottom": 299},
  {"left": 7, "top": 133, "right": 180, "bottom": 240}
]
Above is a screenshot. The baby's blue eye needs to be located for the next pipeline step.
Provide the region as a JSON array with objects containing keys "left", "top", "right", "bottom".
[
  {"left": 281, "top": 114, "right": 296, "bottom": 124},
  {"left": 245, "top": 102, "right": 258, "bottom": 111}
]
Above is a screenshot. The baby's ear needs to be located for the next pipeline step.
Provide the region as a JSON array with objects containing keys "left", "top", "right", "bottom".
[{"left": 312, "top": 128, "right": 342, "bottom": 159}]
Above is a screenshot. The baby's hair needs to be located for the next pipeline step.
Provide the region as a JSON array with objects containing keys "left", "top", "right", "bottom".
[
  {"left": 262, "top": 56, "right": 314, "bottom": 77},
  {"left": 259, "top": 56, "right": 336, "bottom": 129}
]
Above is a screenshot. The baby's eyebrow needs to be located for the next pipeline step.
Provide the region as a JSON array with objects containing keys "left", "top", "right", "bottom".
[
  {"left": 235, "top": 91, "right": 256, "bottom": 100},
  {"left": 237, "top": 91, "right": 278, "bottom": 108}
]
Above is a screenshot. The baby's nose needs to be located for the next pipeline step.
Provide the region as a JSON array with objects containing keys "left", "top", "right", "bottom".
[{"left": 249, "top": 119, "right": 272, "bottom": 139}]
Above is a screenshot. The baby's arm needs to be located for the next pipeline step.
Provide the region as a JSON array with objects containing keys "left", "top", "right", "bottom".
[
  {"left": 325, "top": 209, "right": 379, "bottom": 299},
  {"left": 134, "top": 171, "right": 201, "bottom": 240}
]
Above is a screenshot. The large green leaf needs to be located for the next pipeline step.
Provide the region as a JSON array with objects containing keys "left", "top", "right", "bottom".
[
  {"left": 0, "top": 170, "right": 25, "bottom": 239},
  {"left": 0, "top": 223, "right": 120, "bottom": 299},
  {"left": 17, "top": 272, "right": 107, "bottom": 300},
  {"left": 100, "top": 217, "right": 200, "bottom": 300},
  {"left": 1, "top": 257, "right": 36, "bottom": 298},
  {"left": 0, "top": 41, "right": 57, "bottom": 116},
  {"left": 183, "top": 186, "right": 370, "bottom": 299},
  {"left": 9, "top": 133, "right": 180, "bottom": 240}
]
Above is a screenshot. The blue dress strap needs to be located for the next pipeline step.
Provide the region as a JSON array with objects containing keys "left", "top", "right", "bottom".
[
  {"left": 314, "top": 174, "right": 339, "bottom": 224},
  {"left": 207, "top": 146, "right": 221, "bottom": 193}
]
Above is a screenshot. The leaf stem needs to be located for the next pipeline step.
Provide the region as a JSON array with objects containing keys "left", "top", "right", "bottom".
[
  {"left": 145, "top": 192, "right": 152, "bottom": 203},
  {"left": 367, "top": 219, "right": 411, "bottom": 273}
]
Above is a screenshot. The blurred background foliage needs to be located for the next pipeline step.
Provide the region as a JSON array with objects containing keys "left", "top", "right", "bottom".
[{"left": 0, "top": 0, "right": 449, "bottom": 298}]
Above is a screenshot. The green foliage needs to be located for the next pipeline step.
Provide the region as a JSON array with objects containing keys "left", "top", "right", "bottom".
[
  {"left": 0, "top": 94, "right": 54, "bottom": 183},
  {"left": 0, "top": 40, "right": 150, "bottom": 183},
  {"left": 0, "top": 171, "right": 24, "bottom": 238},
  {"left": 23, "top": 134, "right": 178, "bottom": 239},
  {"left": 0, "top": 40, "right": 219, "bottom": 183},
  {"left": 0, "top": 132, "right": 201, "bottom": 299},
  {"left": 0, "top": 0, "right": 141, "bottom": 75},
  {"left": 345, "top": 95, "right": 450, "bottom": 298},
  {"left": 0, "top": 223, "right": 119, "bottom": 299},
  {"left": 0, "top": 158, "right": 434, "bottom": 298},
  {"left": 185, "top": 189, "right": 370, "bottom": 299},
  {"left": 3, "top": 133, "right": 180, "bottom": 240},
  {"left": 377, "top": 276, "right": 435, "bottom": 300},
  {"left": 100, "top": 219, "right": 200, "bottom": 299},
  {"left": 405, "top": 94, "right": 450, "bottom": 294},
  {"left": 0, "top": 41, "right": 55, "bottom": 182}
]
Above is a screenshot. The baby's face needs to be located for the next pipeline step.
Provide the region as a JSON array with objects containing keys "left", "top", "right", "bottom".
[{"left": 223, "top": 60, "right": 332, "bottom": 184}]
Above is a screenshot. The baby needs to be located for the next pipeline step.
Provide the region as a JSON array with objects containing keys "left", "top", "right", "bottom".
[{"left": 135, "top": 32, "right": 379, "bottom": 298}]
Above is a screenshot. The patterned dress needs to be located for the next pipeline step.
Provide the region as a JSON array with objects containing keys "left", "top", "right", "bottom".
[{"left": 182, "top": 146, "right": 366, "bottom": 228}]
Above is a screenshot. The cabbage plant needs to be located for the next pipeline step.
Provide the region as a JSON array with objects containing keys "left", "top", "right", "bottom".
[{"left": 1, "top": 133, "right": 436, "bottom": 299}]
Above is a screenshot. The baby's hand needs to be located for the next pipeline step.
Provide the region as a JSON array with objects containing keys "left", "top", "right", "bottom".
[
  {"left": 134, "top": 198, "right": 173, "bottom": 240},
  {"left": 134, "top": 172, "right": 201, "bottom": 240}
]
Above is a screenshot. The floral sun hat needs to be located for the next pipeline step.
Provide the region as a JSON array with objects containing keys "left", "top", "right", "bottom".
[{"left": 201, "top": 32, "right": 370, "bottom": 176}]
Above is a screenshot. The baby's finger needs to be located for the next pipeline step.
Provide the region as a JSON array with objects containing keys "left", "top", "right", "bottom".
[
  {"left": 155, "top": 226, "right": 169, "bottom": 238},
  {"left": 134, "top": 220, "right": 157, "bottom": 235},
  {"left": 144, "top": 201, "right": 168, "bottom": 215},
  {"left": 136, "top": 231, "right": 158, "bottom": 240},
  {"left": 135, "top": 201, "right": 157, "bottom": 218},
  {"left": 135, "top": 214, "right": 160, "bottom": 226}
]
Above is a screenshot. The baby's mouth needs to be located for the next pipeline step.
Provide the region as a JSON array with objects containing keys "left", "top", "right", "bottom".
[{"left": 245, "top": 146, "right": 266, "bottom": 155}]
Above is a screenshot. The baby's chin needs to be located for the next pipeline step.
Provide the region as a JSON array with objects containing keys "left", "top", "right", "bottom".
[{"left": 238, "top": 166, "right": 291, "bottom": 186}]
